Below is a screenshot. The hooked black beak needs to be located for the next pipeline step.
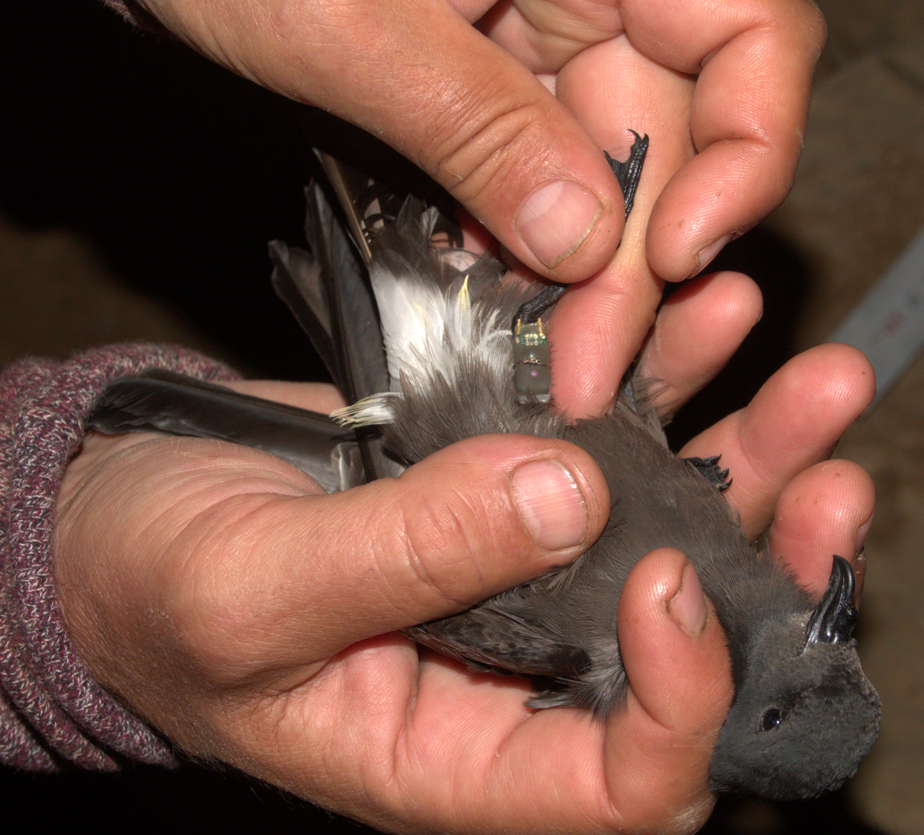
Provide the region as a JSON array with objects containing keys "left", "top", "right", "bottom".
[{"left": 804, "top": 555, "right": 859, "bottom": 650}]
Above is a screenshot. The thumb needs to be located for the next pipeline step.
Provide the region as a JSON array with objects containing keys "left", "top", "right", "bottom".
[
  {"left": 146, "top": 0, "right": 627, "bottom": 280},
  {"left": 253, "top": 434, "right": 609, "bottom": 662},
  {"left": 605, "top": 549, "right": 732, "bottom": 829},
  {"left": 369, "top": 9, "right": 626, "bottom": 280}
]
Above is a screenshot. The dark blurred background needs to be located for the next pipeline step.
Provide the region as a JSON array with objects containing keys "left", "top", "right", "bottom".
[{"left": 2, "top": 2, "right": 924, "bottom": 832}]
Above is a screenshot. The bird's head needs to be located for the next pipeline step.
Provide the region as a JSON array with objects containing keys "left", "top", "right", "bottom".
[{"left": 709, "top": 556, "right": 881, "bottom": 800}]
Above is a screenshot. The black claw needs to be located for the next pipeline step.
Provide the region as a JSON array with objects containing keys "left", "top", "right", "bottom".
[
  {"left": 684, "top": 455, "right": 732, "bottom": 492},
  {"left": 605, "top": 130, "right": 650, "bottom": 221}
]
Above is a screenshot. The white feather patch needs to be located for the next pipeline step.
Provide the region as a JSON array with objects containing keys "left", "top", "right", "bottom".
[
  {"left": 370, "top": 265, "right": 511, "bottom": 393},
  {"left": 333, "top": 247, "right": 514, "bottom": 428}
]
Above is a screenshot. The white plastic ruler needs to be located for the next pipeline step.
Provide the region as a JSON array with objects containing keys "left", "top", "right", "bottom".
[{"left": 828, "top": 225, "right": 924, "bottom": 408}]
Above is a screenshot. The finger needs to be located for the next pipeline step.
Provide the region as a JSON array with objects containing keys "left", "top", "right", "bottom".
[
  {"left": 478, "top": 0, "right": 624, "bottom": 72},
  {"left": 550, "top": 39, "right": 697, "bottom": 417},
  {"left": 148, "top": 0, "right": 628, "bottom": 281},
  {"left": 638, "top": 271, "right": 764, "bottom": 416},
  {"left": 624, "top": 0, "right": 827, "bottom": 279},
  {"left": 228, "top": 380, "right": 346, "bottom": 412},
  {"left": 767, "top": 460, "right": 875, "bottom": 598},
  {"left": 201, "top": 434, "right": 610, "bottom": 670},
  {"left": 604, "top": 549, "right": 730, "bottom": 831},
  {"left": 373, "top": 550, "right": 727, "bottom": 834},
  {"left": 680, "top": 343, "right": 875, "bottom": 539}
]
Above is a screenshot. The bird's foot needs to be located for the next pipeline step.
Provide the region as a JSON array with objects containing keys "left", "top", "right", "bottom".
[{"left": 684, "top": 455, "right": 732, "bottom": 491}]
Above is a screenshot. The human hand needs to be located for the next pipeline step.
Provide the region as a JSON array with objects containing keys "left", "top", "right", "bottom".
[
  {"left": 120, "top": 0, "right": 824, "bottom": 416},
  {"left": 54, "top": 339, "right": 872, "bottom": 834},
  {"left": 482, "top": 0, "right": 827, "bottom": 415}
]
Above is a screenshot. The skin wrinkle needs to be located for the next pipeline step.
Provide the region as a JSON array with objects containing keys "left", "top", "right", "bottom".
[
  {"left": 299, "top": 522, "right": 410, "bottom": 641},
  {"left": 305, "top": 495, "right": 451, "bottom": 640},
  {"left": 605, "top": 714, "right": 689, "bottom": 832},
  {"left": 389, "top": 712, "right": 425, "bottom": 821},
  {"left": 693, "top": 58, "right": 798, "bottom": 151},
  {"left": 343, "top": 719, "right": 398, "bottom": 827},
  {"left": 386, "top": 703, "right": 455, "bottom": 828},
  {"left": 430, "top": 99, "right": 556, "bottom": 204},
  {"left": 481, "top": 1, "right": 624, "bottom": 72},
  {"left": 164, "top": 497, "right": 310, "bottom": 678},
  {"left": 380, "top": 485, "right": 493, "bottom": 614},
  {"left": 68, "top": 453, "right": 313, "bottom": 688},
  {"left": 60, "top": 451, "right": 209, "bottom": 632},
  {"left": 69, "top": 441, "right": 190, "bottom": 544},
  {"left": 485, "top": 717, "right": 605, "bottom": 833},
  {"left": 370, "top": 507, "right": 448, "bottom": 621},
  {"left": 259, "top": 2, "right": 409, "bottom": 109},
  {"left": 370, "top": 490, "right": 485, "bottom": 612}
]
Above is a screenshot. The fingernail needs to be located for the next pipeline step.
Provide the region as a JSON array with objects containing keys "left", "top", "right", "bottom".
[
  {"left": 852, "top": 549, "right": 867, "bottom": 605},
  {"left": 691, "top": 233, "right": 733, "bottom": 278},
  {"left": 510, "top": 459, "right": 588, "bottom": 551},
  {"left": 856, "top": 513, "right": 873, "bottom": 552},
  {"left": 517, "top": 181, "right": 604, "bottom": 269},
  {"left": 668, "top": 561, "right": 708, "bottom": 638}
]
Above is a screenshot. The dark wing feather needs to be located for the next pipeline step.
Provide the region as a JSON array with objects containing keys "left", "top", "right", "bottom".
[
  {"left": 404, "top": 604, "right": 590, "bottom": 680},
  {"left": 299, "top": 179, "right": 389, "bottom": 404},
  {"left": 268, "top": 239, "right": 336, "bottom": 374},
  {"left": 269, "top": 171, "right": 395, "bottom": 483},
  {"left": 88, "top": 370, "right": 355, "bottom": 493},
  {"left": 318, "top": 151, "right": 374, "bottom": 265}
]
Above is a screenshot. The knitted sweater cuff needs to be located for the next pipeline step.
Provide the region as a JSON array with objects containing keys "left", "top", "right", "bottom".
[{"left": 0, "top": 344, "right": 237, "bottom": 770}]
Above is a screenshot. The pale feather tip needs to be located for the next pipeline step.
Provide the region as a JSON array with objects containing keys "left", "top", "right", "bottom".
[{"left": 330, "top": 393, "right": 400, "bottom": 427}]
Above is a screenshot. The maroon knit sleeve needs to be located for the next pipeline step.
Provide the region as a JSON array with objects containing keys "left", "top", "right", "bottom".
[{"left": 0, "top": 344, "right": 238, "bottom": 770}]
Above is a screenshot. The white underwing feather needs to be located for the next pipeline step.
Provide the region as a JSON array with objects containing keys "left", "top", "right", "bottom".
[
  {"left": 330, "top": 197, "right": 528, "bottom": 431},
  {"left": 330, "top": 393, "right": 399, "bottom": 426},
  {"left": 370, "top": 264, "right": 512, "bottom": 390}
]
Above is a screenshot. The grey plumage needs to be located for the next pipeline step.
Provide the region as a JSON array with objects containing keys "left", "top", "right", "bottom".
[{"left": 88, "top": 143, "right": 880, "bottom": 801}]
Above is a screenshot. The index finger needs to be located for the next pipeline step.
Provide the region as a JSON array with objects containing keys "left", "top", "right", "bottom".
[{"left": 679, "top": 343, "right": 874, "bottom": 538}]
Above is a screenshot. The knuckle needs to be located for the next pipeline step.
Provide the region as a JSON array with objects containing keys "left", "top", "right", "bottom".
[
  {"left": 422, "top": 93, "right": 554, "bottom": 207},
  {"left": 388, "top": 489, "right": 494, "bottom": 609}
]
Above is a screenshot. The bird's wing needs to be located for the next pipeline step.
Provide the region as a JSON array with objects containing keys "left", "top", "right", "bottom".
[
  {"left": 267, "top": 167, "right": 394, "bottom": 481},
  {"left": 270, "top": 169, "right": 390, "bottom": 407},
  {"left": 88, "top": 369, "right": 359, "bottom": 493},
  {"left": 89, "top": 158, "right": 416, "bottom": 488},
  {"left": 404, "top": 603, "right": 590, "bottom": 681}
]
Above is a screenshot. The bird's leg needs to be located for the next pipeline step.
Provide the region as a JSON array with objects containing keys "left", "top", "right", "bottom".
[
  {"left": 512, "top": 131, "right": 651, "bottom": 403},
  {"left": 513, "top": 315, "right": 555, "bottom": 403}
]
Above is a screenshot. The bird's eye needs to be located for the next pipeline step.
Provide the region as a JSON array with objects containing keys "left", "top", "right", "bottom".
[{"left": 760, "top": 708, "right": 783, "bottom": 731}]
